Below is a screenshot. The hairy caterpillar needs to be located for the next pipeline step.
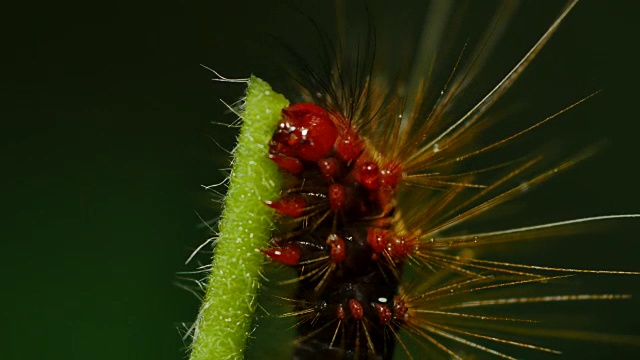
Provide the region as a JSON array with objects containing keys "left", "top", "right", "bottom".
[{"left": 187, "top": 1, "right": 640, "bottom": 359}]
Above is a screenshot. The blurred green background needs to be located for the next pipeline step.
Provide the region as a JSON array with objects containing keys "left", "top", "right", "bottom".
[{"left": 2, "top": 1, "right": 640, "bottom": 359}]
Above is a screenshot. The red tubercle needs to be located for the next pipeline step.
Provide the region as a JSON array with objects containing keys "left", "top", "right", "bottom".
[
  {"left": 268, "top": 153, "right": 303, "bottom": 174},
  {"left": 262, "top": 242, "right": 302, "bottom": 266},
  {"left": 380, "top": 161, "right": 403, "bottom": 188},
  {"left": 388, "top": 235, "right": 417, "bottom": 258},
  {"left": 335, "top": 128, "right": 364, "bottom": 162},
  {"left": 327, "top": 234, "right": 347, "bottom": 264},
  {"left": 317, "top": 157, "right": 341, "bottom": 179},
  {"left": 367, "top": 228, "right": 390, "bottom": 254},
  {"left": 328, "top": 183, "right": 346, "bottom": 211},
  {"left": 355, "top": 161, "right": 380, "bottom": 190},
  {"left": 349, "top": 299, "right": 364, "bottom": 320},
  {"left": 265, "top": 195, "right": 306, "bottom": 218},
  {"left": 273, "top": 103, "right": 338, "bottom": 162},
  {"left": 375, "top": 303, "right": 392, "bottom": 325}
]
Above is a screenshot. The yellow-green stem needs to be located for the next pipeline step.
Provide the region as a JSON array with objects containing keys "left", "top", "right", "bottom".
[{"left": 190, "top": 76, "right": 289, "bottom": 360}]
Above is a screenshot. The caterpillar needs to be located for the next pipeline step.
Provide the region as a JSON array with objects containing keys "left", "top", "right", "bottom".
[{"left": 188, "top": 1, "right": 640, "bottom": 359}]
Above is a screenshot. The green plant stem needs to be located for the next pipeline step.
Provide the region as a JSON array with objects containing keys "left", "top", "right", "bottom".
[{"left": 190, "top": 76, "right": 289, "bottom": 360}]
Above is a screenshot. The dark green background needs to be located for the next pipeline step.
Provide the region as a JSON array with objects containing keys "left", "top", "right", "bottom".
[{"left": 2, "top": 1, "right": 640, "bottom": 359}]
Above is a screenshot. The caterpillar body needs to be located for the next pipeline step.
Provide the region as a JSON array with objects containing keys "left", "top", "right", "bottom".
[{"left": 190, "top": 1, "right": 640, "bottom": 359}]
